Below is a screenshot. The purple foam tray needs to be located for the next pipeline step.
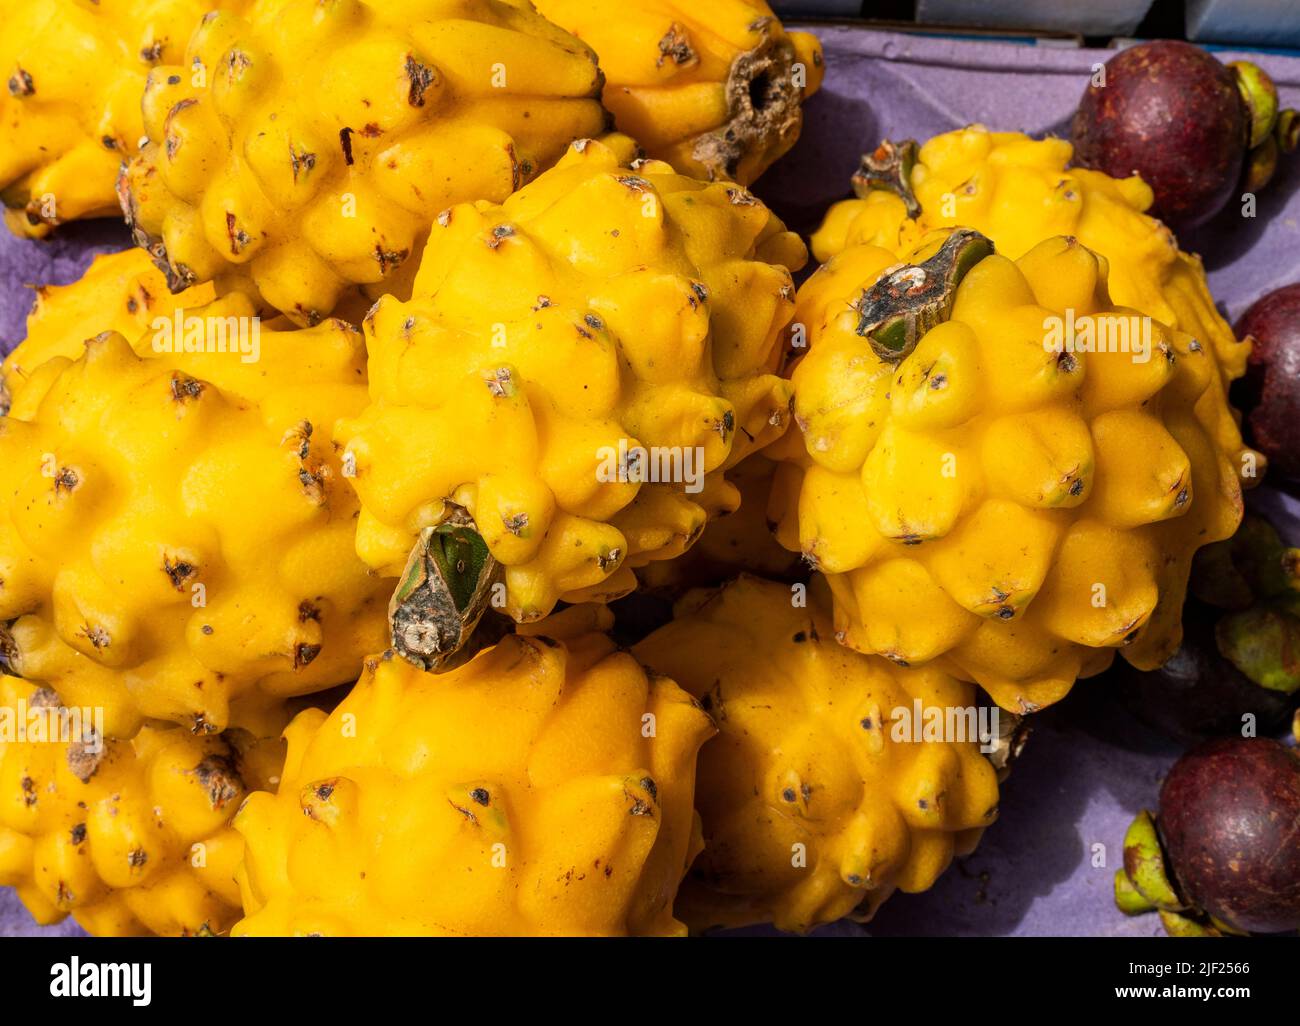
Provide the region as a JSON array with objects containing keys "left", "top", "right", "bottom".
[{"left": 2, "top": 26, "right": 1298, "bottom": 937}]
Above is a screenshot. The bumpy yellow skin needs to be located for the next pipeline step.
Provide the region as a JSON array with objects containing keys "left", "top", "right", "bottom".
[
  {"left": 638, "top": 455, "right": 802, "bottom": 593},
  {"left": 773, "top": 232, "right": 1248, "bottom": 713},
  {"left": 0, "top": 0, "right": 239, "bottom": 237},
  {"left": 813, "top": 127, "right": 1253, "bottom": 396},
  {"left": 534, "top": 0, "right": 823, "bottom": 185},
  {"left": 0, "top": 675, "right": 287, "bottom": 936},
  {"left": 337, "top": 137, "right": 807, "bottom": 622},
  {"left": 2, "top": 248, "right": 214, "bottom": 409},
  {"left": 118, "top": 0, "right": 609, "bottom": 324},
  {"left": 633, "top": 576, "right": 999, "bottom": 933},
  {"left": 0, "top": 297, "right": 389, "bottom": 737},
  {"left": 234, "top": 607, "right": 715, "bottom": 936}
]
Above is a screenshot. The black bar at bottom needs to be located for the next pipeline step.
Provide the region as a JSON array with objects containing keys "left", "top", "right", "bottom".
[{"left": 0, "top": 935, "right": 1290, "bottom": 1014}]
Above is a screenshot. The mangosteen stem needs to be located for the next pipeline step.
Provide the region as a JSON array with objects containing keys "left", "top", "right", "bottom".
[
  {"left": 1215, "top": 606, "right": 1300, "bottom": 695},
  {"left": 1158, "top": 909, "right": 1221, "bottom": 936},
  {"left": 1231, "top": 62, "right": 1297, "bottom": 191},
  {"left": 1284, "top": 547, "right": 1300, "bottom": 592}
]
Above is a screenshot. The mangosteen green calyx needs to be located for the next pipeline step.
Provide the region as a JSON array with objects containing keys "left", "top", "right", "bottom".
[
  {"left": 1191, "top": 515, "right": 1300, "bottom": 696},
  {"left": 1111, "top": 515, "right": 1298, "bottom": 743},
  {"left": 1110, "top": 604, "right": 1296, "bottom": 745},
  {"left": 1114, "top": 738, "right": 1300, "bottom": 935},
  {"left": 1071, "top": 40, "right": 1296, "bottom": 231}
]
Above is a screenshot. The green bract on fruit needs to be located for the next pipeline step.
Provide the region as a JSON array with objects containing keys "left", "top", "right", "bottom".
[{"left": 1191, "top": 514, "right": 1300, "bottom": 695}]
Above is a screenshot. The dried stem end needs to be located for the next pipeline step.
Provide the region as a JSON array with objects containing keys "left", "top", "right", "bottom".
[
  {"left": 690, "top": 20, "right": 807, "bottom": 182},
  {"left": 389, "top": 507, "right": 499, "bottom": 672},
  {"left": 851, "top": 138, "right": 921, "bottom": 218},
  {"left": 855, "top": 228, "right": 993, "bottom": 363}
]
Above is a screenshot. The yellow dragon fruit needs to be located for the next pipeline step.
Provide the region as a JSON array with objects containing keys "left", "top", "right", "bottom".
[
  {"left": 0, "top": 675, "right": 288, "bottom": 936},
  {"left": 335, "top": 136, "right": 806, "bottom": 668},
  {"left": 633, "top": 575, "right": 1000, "bottom": 933},
  {"left": 2, "top": 248, "right": 214, "bottom": 411},
  {"left": 0, "top": 291, "right": 388, "bottom": 738},
  {"left": 0, "top": 0, "right": 239, "bottom": 237},
  {"left": 772, "top": 228, "right": 1250, "bottom": 713},
  {"left": 233, "top": 605, "right": 715, "bottom": 936},
  {"left": 533, "top": 0, "right": 824, "bottom": 185},
  {"left": 117, "top": 0, "right": 609, "bottom": 324}
]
